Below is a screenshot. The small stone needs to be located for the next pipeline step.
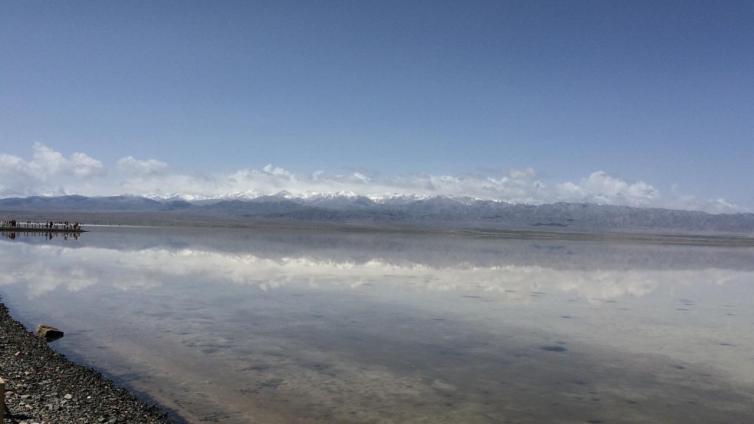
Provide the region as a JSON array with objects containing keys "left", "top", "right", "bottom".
[
  {"left": 35, "top": 324, "right": 65, "bottom": 342},
  {"left": 540, "top": 345, "right": 568, "bottom": 352},
  {"left": 64, "top": 393, "right": 73, "bottom": 400}
]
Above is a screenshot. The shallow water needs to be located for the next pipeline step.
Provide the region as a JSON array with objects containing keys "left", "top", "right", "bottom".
[{"left": 1, "top": 227, "right": 754, "bottom": 423}]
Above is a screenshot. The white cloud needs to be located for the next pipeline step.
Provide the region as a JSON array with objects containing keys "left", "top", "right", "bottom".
[
  {"left": 0, "top": 144, "right": 744, "bottom": 213},
  {"left": 70, "top": 152, "right": 106, "bottom": 177},
  {"left": 117, "top": 156, "right": 169, "bottom": 176},
  {"left": 0, "top": 143, "right": 104, "bottom": 196},
  {"left": 262, "top": 164, "right": 294, "bottom": 178},
  {"left": 0, "top": 153, "right": 32, "bottom": 178},
  {"left": 27, "top": 143, "right": 105, "bottom": 178},
  {"left": 555, "top": 171, "right": 659, "bottom": 207}
]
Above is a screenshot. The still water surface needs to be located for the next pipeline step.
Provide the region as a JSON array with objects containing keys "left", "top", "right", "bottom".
[{"left": 1, "top": 227, "right": 754, "bottom": 423}]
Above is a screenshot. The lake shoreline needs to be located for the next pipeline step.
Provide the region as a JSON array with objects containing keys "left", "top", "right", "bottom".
[{"left": 0, "top": 301, "right": 174, "bottom": 423}]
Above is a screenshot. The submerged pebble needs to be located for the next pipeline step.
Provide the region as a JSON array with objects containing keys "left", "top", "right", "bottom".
[{"left": 540, "top": 345, "right": 568, "bottom": 353}]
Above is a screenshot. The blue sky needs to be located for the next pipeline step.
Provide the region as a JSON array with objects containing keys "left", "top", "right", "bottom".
[{"left": 1, "top": 1, "right": 752, "bottom": 210}]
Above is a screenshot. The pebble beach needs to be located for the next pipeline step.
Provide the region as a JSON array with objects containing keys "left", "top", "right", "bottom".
[{"left": 0, "top": 302, "right": 172, "bottom": 424}]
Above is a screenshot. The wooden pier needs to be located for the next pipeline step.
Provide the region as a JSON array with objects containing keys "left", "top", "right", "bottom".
[{"left": 0, "top": 220, "right": 86, "bottom": 233}]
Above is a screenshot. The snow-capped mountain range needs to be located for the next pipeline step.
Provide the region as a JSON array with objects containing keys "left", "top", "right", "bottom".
[{"left": 2, "top": 194, "right": 754, "bottom": 235}]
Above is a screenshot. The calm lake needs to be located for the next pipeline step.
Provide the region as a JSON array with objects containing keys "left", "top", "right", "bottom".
[{"left": 1, "top": 227, "right": 754, "bottom": 423}]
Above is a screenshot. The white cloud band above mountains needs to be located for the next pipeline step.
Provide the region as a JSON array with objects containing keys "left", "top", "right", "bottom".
[{"left": 0, "top": 143, "right": 741, "bottom": 213}]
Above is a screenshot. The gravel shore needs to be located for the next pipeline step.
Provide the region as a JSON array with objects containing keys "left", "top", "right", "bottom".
[{"left": 0, "top": 303, "right": 172, "bottom": 424}]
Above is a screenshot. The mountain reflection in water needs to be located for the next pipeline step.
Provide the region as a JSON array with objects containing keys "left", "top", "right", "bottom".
[{"left": 1, "top": 227, "right": 753, "bottom": 423}]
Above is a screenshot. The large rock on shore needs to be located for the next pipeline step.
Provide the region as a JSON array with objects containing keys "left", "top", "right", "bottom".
[{"left": 35, "top": 324, "right": 64, "bottom": 342}]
